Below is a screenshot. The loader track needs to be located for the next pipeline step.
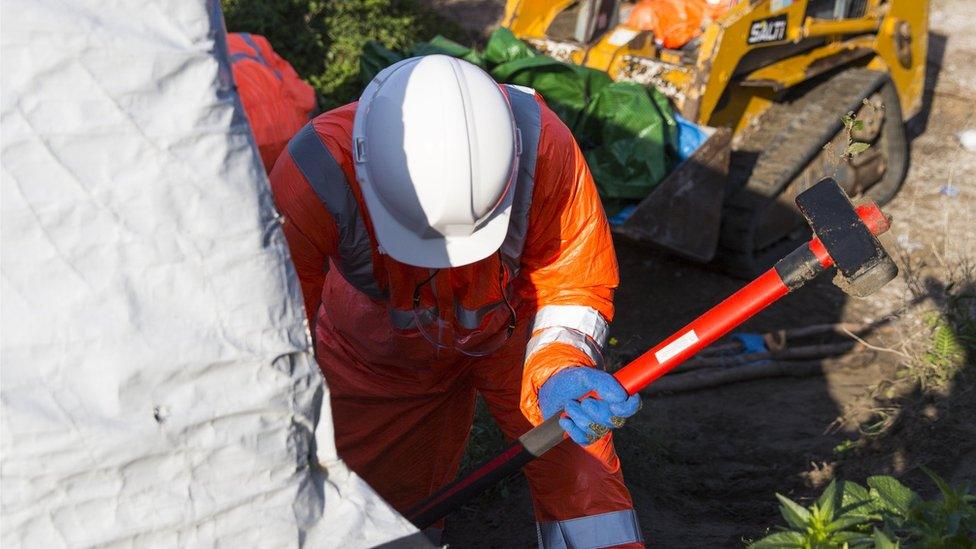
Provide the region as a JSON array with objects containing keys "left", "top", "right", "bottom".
[{"left": 717, "top": 69, "right": 897, "bottom": 276}]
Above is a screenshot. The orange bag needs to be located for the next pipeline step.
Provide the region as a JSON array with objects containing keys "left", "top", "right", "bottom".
[
  {"left": 228, "top": 33, "right": 316, "bottom": 173},
  {"left": 626, "top": 0, "right": 731, "bottom": 49}
]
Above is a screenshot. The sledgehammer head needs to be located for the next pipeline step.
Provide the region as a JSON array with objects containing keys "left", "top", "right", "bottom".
[{"left": 795, "top": 178, "right": 898, "bottom": 297}]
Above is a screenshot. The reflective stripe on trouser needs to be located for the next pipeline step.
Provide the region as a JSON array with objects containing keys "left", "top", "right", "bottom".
[
  {"left": 314, "top": 271, "right": 636, "bottom": 531},
  {"left": 537, "top": 509, "right": 643, "bottom": 548}
]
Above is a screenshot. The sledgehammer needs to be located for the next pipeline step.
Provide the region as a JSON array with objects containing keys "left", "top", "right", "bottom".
[{"left": 407, "top": 178, "right": 898, "bottom": 529}]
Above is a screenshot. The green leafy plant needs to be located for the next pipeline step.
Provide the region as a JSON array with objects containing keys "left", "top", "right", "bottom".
[
  {"left": 842, "top": 112, "right": 871, "bottom": 158},
  {"left": 750, "top": 469, "right": 976, "bottom": 548},
  {"left": 221, "top": 0, "right": 465, "bottom": 108},
  {"left": 924, "top": 323, "right": 965, "bottom": 370},
  {"left": 834, "top": 439, "right": 859, "bottom": 455},
  {"left": 909, "top": 282, "right": 975, "bottom": 389},
  {"left": 872, "top": 468, "right": 976, "bottom": 547},
  {"left": 751, "top": 480, "right": 875, "bottom": 548}
]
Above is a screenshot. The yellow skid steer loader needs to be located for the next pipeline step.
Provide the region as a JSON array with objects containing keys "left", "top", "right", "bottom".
[{"left": 504, "top": 0, "right": 927, "bottom": 274}]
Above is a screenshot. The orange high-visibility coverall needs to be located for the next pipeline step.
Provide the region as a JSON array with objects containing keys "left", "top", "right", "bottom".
[
  {"left": 228, "top": 33, "right": 316, "bottom": 173},
  {"left": 626, "top": 0, "right": 731, "bottom": 49},
  {"left": 270, "top": 86, "right": 642, "bottom": 547}
]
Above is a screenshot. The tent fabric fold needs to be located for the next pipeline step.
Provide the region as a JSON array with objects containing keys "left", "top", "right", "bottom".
[{"left": 0, "top": 1, "right": 421, "bottom": 546}]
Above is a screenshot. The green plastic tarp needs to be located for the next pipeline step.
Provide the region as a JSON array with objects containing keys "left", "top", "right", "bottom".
[{"left": 359, "top": 28, "right": 679, "bottom": 214}]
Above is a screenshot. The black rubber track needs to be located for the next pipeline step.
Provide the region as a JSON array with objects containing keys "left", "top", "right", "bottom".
[{"left": 715, "top": 68, "right": 909, "bottom": 277}]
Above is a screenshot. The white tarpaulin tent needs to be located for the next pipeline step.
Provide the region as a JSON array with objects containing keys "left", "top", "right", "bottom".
[{"left": 0, "top": 1, "right": 427, "bottom": 546}]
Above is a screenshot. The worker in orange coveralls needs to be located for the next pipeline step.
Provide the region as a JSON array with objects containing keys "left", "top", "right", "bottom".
[
  {"left": 269, "top": 55, "right": 644, "bottom": 547},
  {"left": 227, "top": 32, "right": 316, "bottom": 173}
]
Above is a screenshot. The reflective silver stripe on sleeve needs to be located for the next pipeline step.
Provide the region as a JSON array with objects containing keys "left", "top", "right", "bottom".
[
  {"left": 536, "top": 509, "right": 643, "bottom": 549},
  {"left": 525, "top": 326, "right": 602, "bottom": 366},
  {"left": 287, "top": 123, "right": 386, "bottom": 299},
  {"left": 532, "top": 305, "right": 609, "bottom": 347}
]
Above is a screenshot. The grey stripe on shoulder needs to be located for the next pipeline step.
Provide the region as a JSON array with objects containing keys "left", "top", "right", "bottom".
[
  {"left": 287, "top": 123, "right": 385, "bottom": 299},
  {"left": 501, "top": 85, "right": 542, "bottom": 272}
]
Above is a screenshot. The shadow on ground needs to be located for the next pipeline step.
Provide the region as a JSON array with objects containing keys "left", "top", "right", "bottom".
[{"left": 837, "top": 269, "right": 975, "bottom": 499}]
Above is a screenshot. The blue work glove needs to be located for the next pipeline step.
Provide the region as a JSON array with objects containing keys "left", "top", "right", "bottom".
[{"left": 538, "top": 367, "right": 641, "bottom": 445}]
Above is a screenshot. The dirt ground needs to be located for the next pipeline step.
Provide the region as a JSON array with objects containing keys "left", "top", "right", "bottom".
[{"left": 435, "top": 0, "right": 976, "bottom": 546}]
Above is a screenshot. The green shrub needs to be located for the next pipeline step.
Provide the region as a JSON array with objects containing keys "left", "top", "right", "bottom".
[
  {"left": 750, "top": 469, "right": 976, "bottom": 548},
  {"left": 221, "top": 0, "right": 465, "bottom": 109}
]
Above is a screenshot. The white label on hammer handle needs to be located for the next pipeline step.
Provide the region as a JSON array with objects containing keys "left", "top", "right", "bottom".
[{"left": 654, "top": 329, "right": 699, "bottom": 364}]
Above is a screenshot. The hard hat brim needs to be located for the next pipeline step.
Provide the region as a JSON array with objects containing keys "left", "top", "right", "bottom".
[{"left": 361, "top": 178, "right": 515, "bottom": 268}]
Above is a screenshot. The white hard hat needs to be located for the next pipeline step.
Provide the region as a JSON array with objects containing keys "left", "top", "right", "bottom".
[{"left": 352, "top": 55, "right": 521, "bottom": 268}]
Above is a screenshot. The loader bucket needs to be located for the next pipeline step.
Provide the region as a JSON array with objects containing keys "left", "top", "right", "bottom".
[{"left": 613, "top": 126, "right": 731, "bottom": 262}]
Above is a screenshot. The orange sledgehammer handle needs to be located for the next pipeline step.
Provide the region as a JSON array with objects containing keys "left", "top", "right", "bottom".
[{"left": 407, "top": 202, "right": 890, "bottom": 529}]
